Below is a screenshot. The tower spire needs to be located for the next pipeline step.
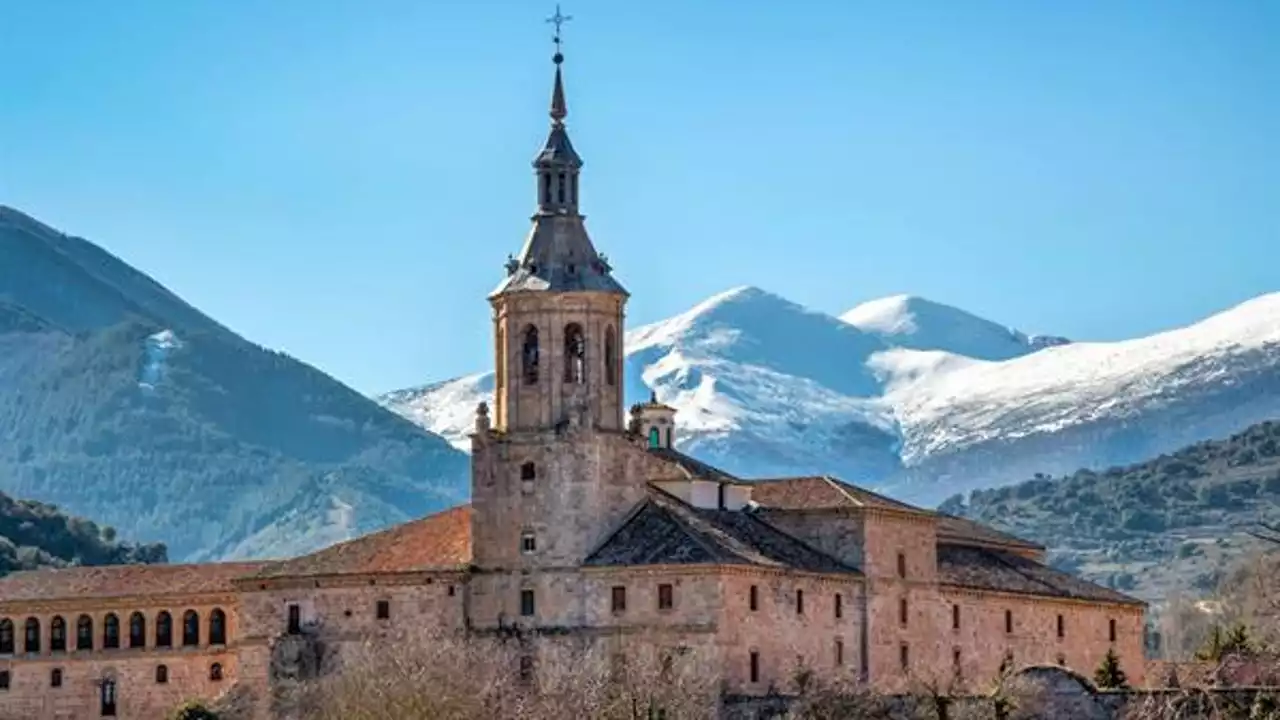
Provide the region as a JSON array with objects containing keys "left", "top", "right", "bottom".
[{"left": 547, "top": 5, "right": 571, "bottom": 125}]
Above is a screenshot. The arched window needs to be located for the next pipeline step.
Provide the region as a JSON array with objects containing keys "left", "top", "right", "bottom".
[
  {"left": 564, "top": 323, "right": 585, "bottom": 383},
  {"left": 103, "top": 613, "right": 120, "bottom": 650},
  {"left": 665, "top": 427, "right": 673, "bottom": 447},
  {"left": 521, "top": 326, "right": 540, "bottom": 384},
  {"left": 156, "top": 611, "right": 173, "bottom": 648},
  {"left": 0, "top": 618, "right": 13, "bottom": 654},
  {"left": 129, "top": 612, "right": 146, "bottom": 649},
  {"left": 24, "top": 617, "right": 40, "bottom": 654},
  {"left": 182, "top": 610, "right": 200, "bottom": 647},
  {"left": 604, "top": 326, "right": 617, "bottom": 386},
  {"left": 648, "top": 427, "right": 661, "bottom": 449},
  {"left": 210, "top": 662, "right": 224, "bottom": 682},
  {"left": 209, "top": 608, "right": 227, "bottom": 646},
  {"left": 155, "top": 664, "right": 168, "bottom": 684},
  {"left": 50, "top": 616, "right": 66, "bottom": 652},
  {"left": 100, "top": 678, "right": 117, "bottom": 717},
  {"left": 76, "top": 615, "right": 93, "bottom": 651}
]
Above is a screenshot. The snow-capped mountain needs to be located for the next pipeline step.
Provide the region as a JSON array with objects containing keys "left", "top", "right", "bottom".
[{"left": 379, "top": 286, "right": 1280, "bottom": 506}]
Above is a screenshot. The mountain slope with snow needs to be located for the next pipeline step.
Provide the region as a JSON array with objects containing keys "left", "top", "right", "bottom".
[{"left": 381, "top": 287, "right": 1280, "bottom": 506}]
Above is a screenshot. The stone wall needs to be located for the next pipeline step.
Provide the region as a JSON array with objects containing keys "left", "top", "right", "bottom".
[
  {"left": 0, "top": 597, "right": 242, "bottom": 720},
  {"left": 717, "top": 572, "right": 865, "bottom": 696}
]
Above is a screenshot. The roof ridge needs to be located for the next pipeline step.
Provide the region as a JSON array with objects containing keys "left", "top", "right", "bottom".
[{"left": 819, "top": 475, "right": 864, "bottom": 507}]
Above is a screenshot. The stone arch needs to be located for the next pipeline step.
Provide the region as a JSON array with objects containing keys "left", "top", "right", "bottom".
[
  {"left": 604, "top": 325, "right": 617, "bottom": 386},
  {"left": 156, "top": 611, "right": 173, "bottom": 647},
  {"left": 76, "top": 614, "right": 93, "bottom": 651},
  {"left": 182, "top": 609, "right": 200, "bottom": 647},
  {"left": 103, "top": 612, "right": 120, "bottom": 649},
  {"left": 564, "top": 323, "right": 585, "bottom": 383},
  {"left": 128, "top": 612, "right": 146, "bottom": 649},
  {"left": 521, "top": 325, "right": 540, "bottom": 384},
  {"left": 50, "top": 615, "right": 66, "bottom": 652},
  {"left": 997, "top": 665, "right": 1105, "bottom": 720},
  {"left": 23, "top": 616, "right": 40, "bottom": 653},
  {"left": 209, "top": 608, "right": 227, "bottom": 645}
]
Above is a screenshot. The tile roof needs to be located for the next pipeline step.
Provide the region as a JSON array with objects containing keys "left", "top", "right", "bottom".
[
  {"left": 749, "top": 476, "right": 919, "bottom": 512},
  {"left": 936, "top": 544, "right": 1143, "bottom": 606},
  {"left": 645, "top": 447, "right": 740, "bottom": 482},
  {"left": 749, "top": 476, "right": 1042, "bottom": 551},
  {"left": 252, "top": 505, "right": 472, "bottom": 579},
  {"left": 0, "top": 562, "right": 267, "bottom": 604},
  {"left": 935, "top": 514, "right": 1044, "bottom": 551},
  {"left": 584, "top": 487, "right": 858, "bottom": 575}
]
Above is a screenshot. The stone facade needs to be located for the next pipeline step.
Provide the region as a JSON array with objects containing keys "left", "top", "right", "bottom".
[{"left": 0, "top": 43, "right": 1150, "bottom": 720}]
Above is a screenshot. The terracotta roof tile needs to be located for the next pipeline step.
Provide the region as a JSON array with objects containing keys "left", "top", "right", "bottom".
[
  {"left": 252, "top": 505, "right": 472, "bottom": 579},
  {"left": 750, "top": 476, "right": 1041, "bottom": 551},
  {"left": 749, "top": 476, "right": 921, "bottom": 512},
  {"left": 0, "top": 562, "right": 267, "bottom": 604},
  {"left": 584, "top": 487, "right": 857, "bottom": 575},
  {"left": 937, "top": 543, "right": 1143, "bottom": 606}
]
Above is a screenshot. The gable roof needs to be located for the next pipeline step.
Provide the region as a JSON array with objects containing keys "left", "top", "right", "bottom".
[
  {"left": 584, "top": 487, "right": 858, "bottom": 575},
  {"left": 750, "top": 475, "right": 1042, "bottom": 551},
  {"left": 0, "top": 562, "right": 266, "bottom": 604},
  {"left": 252, "top": 505, "right": 472, "bottom": 579},
  {"left": 936, "top": 543, "right": 1143, "bottom": 606},
  {"left": 645, "top": 447, "right": 740, "bottom": 482}
]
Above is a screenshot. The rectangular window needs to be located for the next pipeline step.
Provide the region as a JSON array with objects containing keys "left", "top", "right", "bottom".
[
  {"left": 0, "top": 670, "right": 9, "bottom": 691},
  {"left": 51, "top": 668, "right": 62, "bottom": 688},
  {"left": 899, "top": 643, "right": 910, "bottom": 671},
  {"left": 287, "top": 604, "right": 301, "bottom": 635},
  {"left": 796, "top": 589, "right": 804, "bottom": 615},
  {"left": 749, "top": 585, "right": 758, "bottom": 611},
  {"left": 1109, "top": 618, "right": 1117, "bottom": 643},
  {"left": 611, "top": 586, "right": 627, "bottom": 613},
  {"left": 952, "top": 604, "right": 961, "bottom": 630},
  {"left": 1005, "top": 609, "right": 1013, "bottom": 634},
  {"left": 519, "top": 655, "right": 534, "bottom": 684},
  {"left": 953, "top": 648, "right": 962, "bottom": 668},
  {"left": 899, "top": 597, "right": 909, "bottom": 626},
  {"left": 897, "top": 552, "right": 907, "bottom": 578},
  {"left": 835, "top": 593, "right": 843, "bottom": 619},
  {"left": 376, "top": 600, "right": 390, "bottom": 620},
  {"left": 1057, "top": 614, "right": 1065, "bottom": 638},
  {"left": 520, "top": 589, "right": 536, "bottom": 617},
  {"left": 657, "top": 583, "right": 674, "bottom": 610},
  {"left": 835, "top": 639, "right": 844, "bottom": 666},
  {"left": 521, "top": 532, "right": 536, "bottom": 554},
  {"left": 749, "top": 651, "right": 760, "bottom": 683}
]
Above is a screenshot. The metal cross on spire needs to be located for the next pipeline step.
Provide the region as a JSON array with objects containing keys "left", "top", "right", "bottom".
[{"left": 546, "top": 4, "right": 572, "bottom": 59}]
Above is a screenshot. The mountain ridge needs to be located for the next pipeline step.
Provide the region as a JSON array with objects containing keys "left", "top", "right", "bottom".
[
  {"left": 0, "top": 205, "right": 470, "bottom": 562},
  {"left": 382, "top": 285, "right": 1280, "bottom": 506}
]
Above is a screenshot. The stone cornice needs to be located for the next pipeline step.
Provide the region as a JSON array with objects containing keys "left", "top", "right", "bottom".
[
  {"left": 579, "top": 562, "right": 864, "bottom": 586},
  {"left": 234, "top": 569, "right": 469, "bottom": 593},
  {"left": 938, "top": 583, "right": 1147, "bottom": 611},
  {"left": 0, "top": 592, "right": 239, "bottom": 615}
]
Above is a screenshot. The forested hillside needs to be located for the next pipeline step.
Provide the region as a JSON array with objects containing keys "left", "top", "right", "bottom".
[
  {"left": 940, "top": 419, "right": 1280, "bottom": 601},
  {"left": 0, "top": 206, "right": 469, "bottom": 562},
  {"left": 0, "top": 489, "right": 167, "bottom": 577}
]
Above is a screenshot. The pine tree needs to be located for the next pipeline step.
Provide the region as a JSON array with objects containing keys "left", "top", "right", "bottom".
[{"left": 1093, "top": 647, "right": 1129, "bottom": 689}]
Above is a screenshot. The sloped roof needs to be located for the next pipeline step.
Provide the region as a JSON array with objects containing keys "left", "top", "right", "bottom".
[
  {"left": 936, "top": 544, "right": 1143, "bottom": 606},
  {"left": 584, "top": 487, "right": 857, "bottom": 575},
  {"left": 252, "top": 505, "right": 472, "bottom": 579},
  {"left": 750, "top": 475, "right": 1042, "bottom": 551},
  {"left": 0, "top": 562, "right": 267, "bottom": 604},
  {"left": 646, "top": 447, "right": 740, "bottom": 482}
]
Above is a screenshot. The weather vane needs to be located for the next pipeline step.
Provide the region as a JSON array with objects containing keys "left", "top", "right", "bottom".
[{"left": 546, "top": 4, "right": 572, "bottom": 59}]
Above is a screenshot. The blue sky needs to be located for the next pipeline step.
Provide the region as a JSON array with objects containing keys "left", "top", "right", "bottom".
[{"left": 1, "top": 0, "right": 1276, "bottom": 394}]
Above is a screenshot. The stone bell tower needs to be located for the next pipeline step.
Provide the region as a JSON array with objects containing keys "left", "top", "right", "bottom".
[{"left": 488, "top": 37, "right": 628, "bottom": 435}]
